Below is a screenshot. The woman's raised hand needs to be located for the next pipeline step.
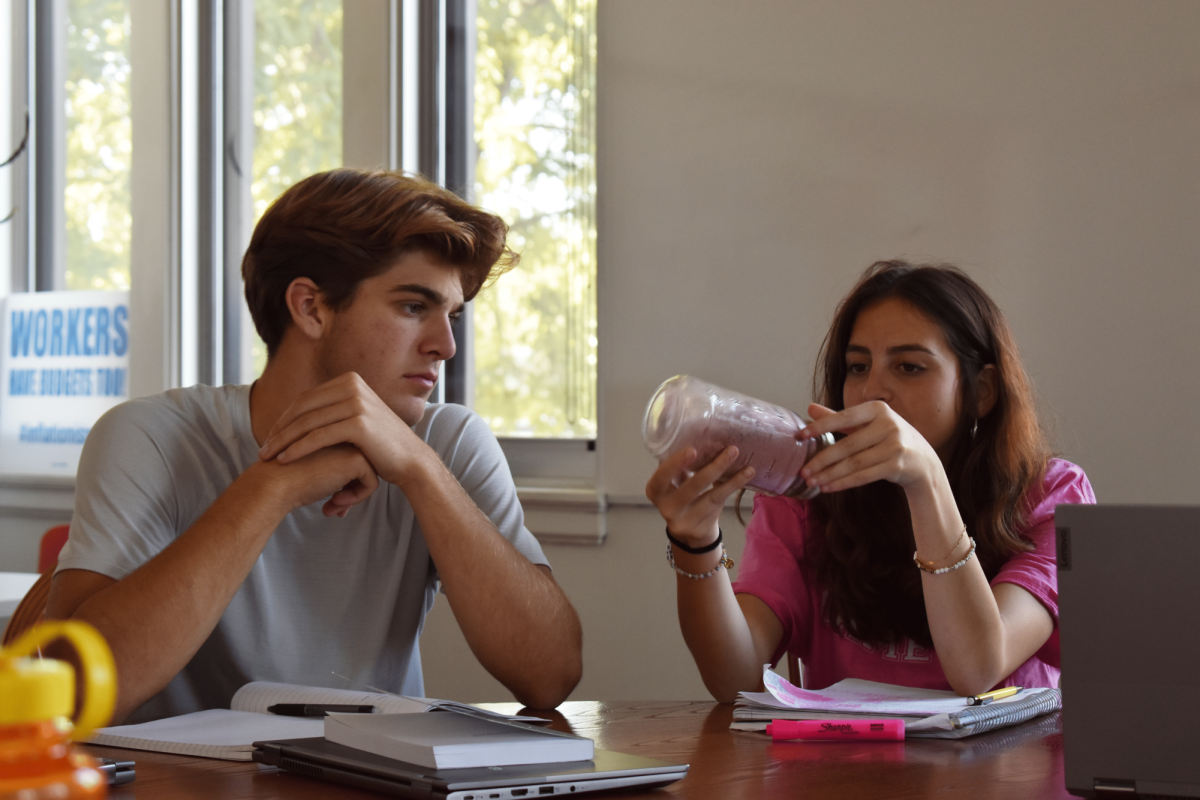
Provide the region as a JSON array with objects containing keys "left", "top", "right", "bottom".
[
  {"left": 797, "top": 401, "right": 945, "bottom": 494},
  {"left": 645, "top": 446, "right": 755, "bottom": 548}
]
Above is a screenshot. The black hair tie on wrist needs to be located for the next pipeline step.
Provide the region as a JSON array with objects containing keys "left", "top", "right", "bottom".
[{"left": 665, "top": 526, "right": 723, "bottom": 554}]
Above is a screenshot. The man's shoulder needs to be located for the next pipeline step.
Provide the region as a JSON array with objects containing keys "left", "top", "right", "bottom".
[
  {"left": 102, "top": 382, "right": 243, "bottom": 410},
  {"left": 90, "top": 384, "right": 251, "bottom": 449},
  {"left": 413, "top": 402, "right": 493, "bottom": 448},
  {"left": 412, "top": 403, "right": 513, "bottom": 485}
]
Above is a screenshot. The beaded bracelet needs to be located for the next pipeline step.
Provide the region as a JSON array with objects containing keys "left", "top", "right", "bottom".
[
  {"left": 666, "top": 540, "right": 735, "bottom": 579},
  {"left": 914, "top": 536, "right": 977, "bottom": 575},
  {"left": 913, "top": 526, "right": 967, "bottom": 571}
]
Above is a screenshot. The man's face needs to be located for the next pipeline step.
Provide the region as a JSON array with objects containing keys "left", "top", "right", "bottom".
[{"left": 317, "top": 250, "right": 464, "bottom": 425}]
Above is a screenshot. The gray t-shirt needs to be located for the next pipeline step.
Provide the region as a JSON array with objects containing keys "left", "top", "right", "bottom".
[{"left": 57, "top": 384, "right": 547, "bottom": 723}]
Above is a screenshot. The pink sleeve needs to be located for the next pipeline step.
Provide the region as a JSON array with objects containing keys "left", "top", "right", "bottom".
[
  {"left": 990, "top": 459, "right": 1096, "bottom": 666},
  {"left": 731, "top": 495, "right": 815, "bottom": 666}
]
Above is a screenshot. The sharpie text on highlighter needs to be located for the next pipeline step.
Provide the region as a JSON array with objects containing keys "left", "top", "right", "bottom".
[{"left": 766, "top": 718, "right": 905, "bottom": 741}]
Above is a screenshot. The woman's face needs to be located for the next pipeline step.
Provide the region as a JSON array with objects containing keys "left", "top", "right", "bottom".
[{"left": 842, "top": 297, "right": 963, "bottom": 458}]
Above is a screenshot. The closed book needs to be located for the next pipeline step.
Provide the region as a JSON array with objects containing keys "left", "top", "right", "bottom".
[{"left": 324, "top": 709, "right": 595, "bottom": 770}]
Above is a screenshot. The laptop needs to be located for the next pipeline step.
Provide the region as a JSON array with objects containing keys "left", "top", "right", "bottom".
[
  {"left": 1056, "top": 504, "right": 1200, "bottom": 799},
  {"left": 252, "top": 737, "right": 688, "bottom": 799}
]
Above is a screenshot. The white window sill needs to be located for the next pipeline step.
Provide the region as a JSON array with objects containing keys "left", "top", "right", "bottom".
[
  {"left": 498, "top": 437, "right": 607, "bottom": 545},
  {"left": 0, "top": 463, "right": 621, "bottom": 546},
  {"left": 516, "top": 485, "right": 607, "bottom": 546},
  {"left": 0, "top": 475, "right": 76, "bottom": 519}
]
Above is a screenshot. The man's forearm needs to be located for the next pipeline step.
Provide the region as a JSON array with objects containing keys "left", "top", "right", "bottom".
[
  {"left": 401, "top": 457, "right": 583, "bottom": 708},
  {"left": 45, "top": 465, "right": 291, "bottom": 722}
]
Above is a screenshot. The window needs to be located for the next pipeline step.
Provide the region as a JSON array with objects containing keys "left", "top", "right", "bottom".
[
  {"left": 0, "top": 2, "right": 133, "bottom": 479},
  {"left": 471, "top": 0, "right": 597, "bottom": 440},
  {"left": 5, "top": 0, "right": 354, "bottom": 435},
  {"left": 1, "top": 1, "right": 602, "bottom": 543},
  {"left": 0, "top": 3, "right": 19, "bottom": 299}
]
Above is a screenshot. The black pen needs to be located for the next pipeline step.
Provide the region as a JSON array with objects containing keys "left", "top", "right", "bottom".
[{"left": 267, "top": 703, "right": 377, "bottom": 716}]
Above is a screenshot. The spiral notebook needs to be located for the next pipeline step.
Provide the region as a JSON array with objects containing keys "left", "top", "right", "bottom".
[{"left": 731, "top": 669, "right": 1061, "bottom": 739}]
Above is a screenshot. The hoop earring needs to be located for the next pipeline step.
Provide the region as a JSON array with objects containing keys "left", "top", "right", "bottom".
[{"left": 970, "top": 419, "right": 978, "bottom": 439}]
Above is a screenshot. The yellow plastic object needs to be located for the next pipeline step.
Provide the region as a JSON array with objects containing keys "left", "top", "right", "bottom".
[{"left": 0, "top": 621, "right": 116, "bottom": 738}]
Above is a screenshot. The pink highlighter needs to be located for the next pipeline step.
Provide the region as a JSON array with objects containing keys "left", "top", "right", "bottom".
[{"left": 766, "top": 719, "right": 905, "bottom": 741}]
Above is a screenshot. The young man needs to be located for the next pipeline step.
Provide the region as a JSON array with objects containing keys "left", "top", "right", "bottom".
[{"left": 45, "top": 169, "right": 583, "bottom": 724}]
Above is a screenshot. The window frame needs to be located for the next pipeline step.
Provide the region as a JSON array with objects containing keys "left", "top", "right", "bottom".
[
  {"left": 2, "top": 0, "right": 30, "bottom": 299},
  {"left": 442, "top": 1, "right": 601, "bottom": 539}
]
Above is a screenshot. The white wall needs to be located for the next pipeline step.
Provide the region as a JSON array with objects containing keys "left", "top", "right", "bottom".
[
  {"left": 422, "top": 0, "right": 1200, "bottom": 703},
  {"left": 597, "top": 0, "right": 1200, "bottom": 505}
]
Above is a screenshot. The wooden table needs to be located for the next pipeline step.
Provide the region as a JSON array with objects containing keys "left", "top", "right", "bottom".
[{"left": 87, "top": 701, "right": 1073, "bottom": 799}]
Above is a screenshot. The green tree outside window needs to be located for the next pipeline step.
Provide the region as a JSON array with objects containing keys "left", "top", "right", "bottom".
[
  {"left": 65, "top": 0, "right": 131, "bottom": 292},
  {"left": 473, "top": 0, "right": 597, "bottom": 439}
]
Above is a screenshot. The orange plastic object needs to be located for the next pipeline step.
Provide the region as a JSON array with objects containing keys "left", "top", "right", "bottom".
[
  {"left": 0, "top": 621, "right": 116, "bottom": 798},
  {"left": 0, "top": 719, "right": 106, "bottom": 798}
]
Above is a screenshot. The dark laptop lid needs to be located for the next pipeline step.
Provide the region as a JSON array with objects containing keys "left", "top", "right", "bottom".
[
  {"left": 1057, "top": 504, "right": 1200, "bottom": 799},
  {"left": 253, "top": 737, "right": 688, "bottom": 799}
]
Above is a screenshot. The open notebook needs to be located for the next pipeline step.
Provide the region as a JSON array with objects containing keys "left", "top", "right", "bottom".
[{"left": 87, "top": 681, "right": 540, "bottom": 761}]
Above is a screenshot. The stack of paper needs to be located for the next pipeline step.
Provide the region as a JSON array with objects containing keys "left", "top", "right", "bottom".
[
  {"left": 88, "top": 681, "right": 546, "bottom": 761},
  {"left": 87, "top": 709, "right": 322, "bottom": 761},
  {"left": 325, "top": 708, "right": 595, "bottom": 769},
  {"left": 733, "top": 667, "right": 1061, "bottom": 739}
]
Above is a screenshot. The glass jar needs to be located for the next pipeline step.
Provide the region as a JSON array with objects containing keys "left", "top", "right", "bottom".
[{"left": 643, "top": 375, "right": 834, "bottom": 499}]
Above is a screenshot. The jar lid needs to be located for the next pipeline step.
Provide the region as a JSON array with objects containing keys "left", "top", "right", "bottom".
[{"left": 643, "top": 375, "right": 687, "bottom": 457}]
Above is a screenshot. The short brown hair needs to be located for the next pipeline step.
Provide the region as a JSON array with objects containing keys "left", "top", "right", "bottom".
[{"left": 243, "top": 168, "right": 517, "bottom": 356}]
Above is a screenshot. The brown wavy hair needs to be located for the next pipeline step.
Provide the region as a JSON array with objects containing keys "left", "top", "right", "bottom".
[
  {"left": 805, "top": 260, "right": 1050, "bottom": 648},
  {"left": 243, "top": 168, "right": 517, "bottom": 357}
]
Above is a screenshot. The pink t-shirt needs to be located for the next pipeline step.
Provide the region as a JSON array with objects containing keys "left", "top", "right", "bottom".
[{"left": 731, "top": 459, "right": 1095, "bottom": 691}]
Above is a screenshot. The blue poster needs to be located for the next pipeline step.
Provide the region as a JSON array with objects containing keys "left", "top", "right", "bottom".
[{"left": 0, "top": 291, "right": 131, "bottom": 476}]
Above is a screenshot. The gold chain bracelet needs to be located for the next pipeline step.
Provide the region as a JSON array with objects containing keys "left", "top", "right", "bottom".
[{"left": 914, "top": 525, "right": 967, "bottom": 571}]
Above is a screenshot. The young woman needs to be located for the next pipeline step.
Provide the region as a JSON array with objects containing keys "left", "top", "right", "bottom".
[{"left": 645, "top": 260, "right": 1094, "bottom": 702}]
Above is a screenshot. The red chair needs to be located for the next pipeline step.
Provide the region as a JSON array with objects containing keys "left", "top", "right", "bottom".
[
  {"left": 3, "top": 525, "right": 70, "bottom": 646},
  {"left": 38, "top": 524, "right": 70, "bottom": 575}
]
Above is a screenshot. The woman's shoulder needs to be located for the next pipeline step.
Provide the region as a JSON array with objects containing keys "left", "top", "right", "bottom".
[
  {"left": 1041, "top": 458, "right": 1096, "bottom": 501},
  {"left": 1024, "top": 458, "right": 1097, "bottom": 527},
  {"left": 749, "top": 493, "right": 818, "bottom": 540}
]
